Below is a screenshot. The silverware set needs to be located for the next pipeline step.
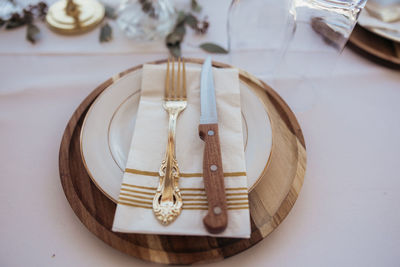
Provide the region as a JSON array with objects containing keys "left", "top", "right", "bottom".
[{"left": 152, "top": 57, "right": 228, "bottom": 233}]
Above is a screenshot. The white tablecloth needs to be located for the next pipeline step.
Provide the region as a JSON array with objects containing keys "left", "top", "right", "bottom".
[{"left": 1, "top": 0, "right": 400, "bottom": 266}]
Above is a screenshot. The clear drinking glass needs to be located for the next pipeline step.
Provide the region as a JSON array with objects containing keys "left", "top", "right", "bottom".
[
  {"left": 279, "top": 0, "right": 368, "bottom": 75},
  {"left": 275, "top": 0, "right": 367, "bottom": 111},
  {"left": 228, "top": 0, "right": 367, "bottom": 111},
  {"left": 227, "top": 0, "right": 294, "bottom": 82},
  {"left": 228, "top": 0, "right": 368, "bottom": 76}
]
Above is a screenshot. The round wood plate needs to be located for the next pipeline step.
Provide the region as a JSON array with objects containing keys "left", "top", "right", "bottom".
[
  {"left": 59, "top": 58, "right": 306, "bottom": 265},
  {"left": 348, "top": 25, "right": 400, "bottom": 69}
]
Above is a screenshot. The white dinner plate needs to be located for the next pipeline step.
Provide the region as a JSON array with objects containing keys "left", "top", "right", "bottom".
[
  {"left": 81, "top": 63, "right": 272, "bottom": 203},
  {"left": 358, "top": 6, "right": 400, "bottom": 43}
]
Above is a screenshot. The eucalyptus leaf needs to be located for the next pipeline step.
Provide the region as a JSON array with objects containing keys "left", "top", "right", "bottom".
[
  {"left": 176, "top": 11, "right": 186, "bottom": 25},
  {"left": 191, "top": 0, "right": 202, "bottom": 13},
  {"left": 185, "top": 14, "right": 198, "bottom": 30},
  {"left": 5, "top": 15, "right": 26, "bottom": 29},
  {"left": 100, "top": 23, "right": 112, "bottom": 42},
  {"left": 174, "top": 23, "right": 186, "bottom": 36},
  {"left": 168, "top": 45, "right": 181, "bottom": 58},
  {"left": 199, "top": 43, "right": 228, "bottom": 54},
  {"left": 139, "top": 0, "right": 156, "bottom": 18},
  {"left": 104, "top": 4, "right": 117, "bottom": 20},
  {"left": 26, "top": 23, "right": 40, "bottom": 44},
  {"left": 23, "top": 10, "right": 33, "bottom": 24},
  {"left": 166, "top": 24, "right": 186, "bottom": 46},
  {"left": 165, "top": 8, "right": 211, "bottom": 57},
  {"left": 166, "top": 14, "right": 187, "bottom": 57},
  {"left": 142, "top": 2, "right": 152, "bottom": 13}
]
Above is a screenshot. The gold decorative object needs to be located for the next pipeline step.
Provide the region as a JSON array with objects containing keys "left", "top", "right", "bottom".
[
  {"left": 46, "top": 0, "right": 105, "bottom": 35},
  {"left": 153, "top": 58, "right": 187, "bottom": 225}
]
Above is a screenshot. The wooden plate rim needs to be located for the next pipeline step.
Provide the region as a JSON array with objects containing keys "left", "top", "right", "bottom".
[{"left": 349, "top": 25, "right": 400, "bottom": 67}]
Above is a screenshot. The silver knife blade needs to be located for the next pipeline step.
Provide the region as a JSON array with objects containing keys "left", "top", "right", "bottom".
[{"left": 200, "top": 57, "right": 218, "bottom": 125}]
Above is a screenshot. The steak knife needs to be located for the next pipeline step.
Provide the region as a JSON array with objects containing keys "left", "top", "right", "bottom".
[{"left": 199, "top": 57, "right": 228, "bottom": 234}]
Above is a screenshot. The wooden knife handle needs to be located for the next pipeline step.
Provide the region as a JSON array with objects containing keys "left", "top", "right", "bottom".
[{"left": 199, "top": 123, "right": 228, "bottom": 234}]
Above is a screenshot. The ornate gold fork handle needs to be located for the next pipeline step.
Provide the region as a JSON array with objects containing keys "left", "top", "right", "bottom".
[{"left": 153, "top": 107, "right": 183, "bottom": 225}]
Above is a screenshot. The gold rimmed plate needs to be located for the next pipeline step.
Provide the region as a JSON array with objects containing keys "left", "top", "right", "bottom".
[{"left": 80, "top": 62, "right": 273, "bottom": 203}]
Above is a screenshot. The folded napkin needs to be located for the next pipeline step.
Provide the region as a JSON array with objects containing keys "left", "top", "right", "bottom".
[
  {"left": 359, "top": 9, "right": 400, "bottom": 33},
  {"left": 112, "top": 64, "right": 250, "bottom": 238},
  {"left": 365, "top": 2, "right": 400, "bottom": 23}
]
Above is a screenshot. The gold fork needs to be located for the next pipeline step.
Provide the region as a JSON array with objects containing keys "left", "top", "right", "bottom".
[{"left": 153, "top": 57, "right": 187, "bottom": 225}]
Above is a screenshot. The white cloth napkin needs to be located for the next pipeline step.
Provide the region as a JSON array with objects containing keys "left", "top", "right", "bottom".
[
  {"left": 359, "top": 8, "right": 400, "bottom": 33},
  {"left": 112, "top": 64, "right": 250, "bottom": 238}
]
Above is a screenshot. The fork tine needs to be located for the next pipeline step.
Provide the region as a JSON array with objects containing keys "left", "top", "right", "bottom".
[
  {"left": 177, "top": 57, "right": 181, "bottom": 100},
  {"left": 171, "top": 57, "right": 175, "bottom": 100},
  {"left": 182, "top": 57, "right": 186, "bottom": 100},
  {"left": 165, "top": 58, "right": 170, "bottom": 100}
]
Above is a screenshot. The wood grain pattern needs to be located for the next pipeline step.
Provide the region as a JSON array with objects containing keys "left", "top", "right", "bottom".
[
  {"left": 348, "top": 25, "right": 400, "bottom": 69},
  {"left": 199, "top": 123, "right": 228, "bottom": 234},
  {"left": 59, "top": 58, "right": 307, "bottom": 265}
]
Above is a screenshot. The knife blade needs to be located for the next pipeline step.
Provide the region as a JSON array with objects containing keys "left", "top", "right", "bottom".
[{"left": 199, "top": 57, "right": 228, "bottom": 234}]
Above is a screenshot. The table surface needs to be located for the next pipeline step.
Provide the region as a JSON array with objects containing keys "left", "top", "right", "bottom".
[{"left": 1, "top": 1, "right": 400, "bottom": 266}]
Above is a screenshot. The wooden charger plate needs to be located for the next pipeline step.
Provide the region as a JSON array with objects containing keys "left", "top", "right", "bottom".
[
  {"left": 348, "top": 25, "right": 400, "bottom": 69},
  {"left": 59, "top": 58, "right": 306, "bottom": 265}
]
